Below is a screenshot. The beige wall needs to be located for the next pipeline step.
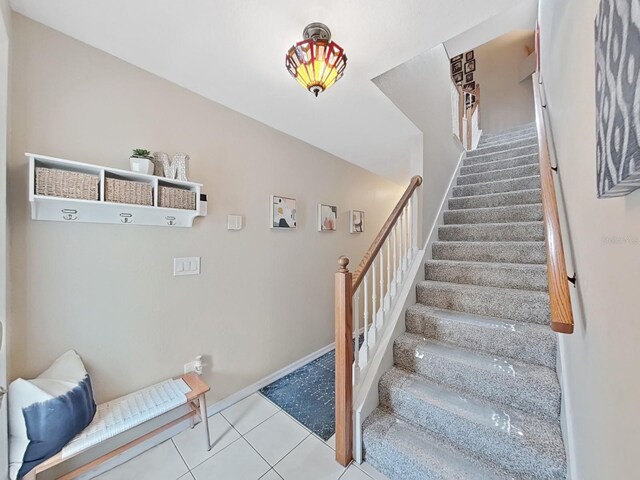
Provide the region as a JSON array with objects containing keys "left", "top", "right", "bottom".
[
  {"left": 539, "top": 0, "right": 640, "bottom": 478},
  {"left": 0, "top": 1, "right": 9, "bottom": 478},
  {"left": 7, "top": 14, "right": 403, "bottom": 404},
  {"left": 373, "top": 44, "right": 464, "bottom": 243},
  {"left": 474, "top": 30, "right": 535, "bottom": 133}
]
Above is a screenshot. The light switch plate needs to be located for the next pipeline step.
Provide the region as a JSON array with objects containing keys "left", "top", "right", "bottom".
[
  {"left": 174, "top": 257, "right": 201, "bottom": 276},
  {"left": 227, "top": 214, "right": 243, "bottom": 230}
]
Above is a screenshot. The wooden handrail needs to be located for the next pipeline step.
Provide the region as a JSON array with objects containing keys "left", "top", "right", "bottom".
[
  {"left": 351, "top": 175, "right": 423, "bottom": 292},
  {"left": 532, "top": 71, "right": 574, "bottom": 334}
]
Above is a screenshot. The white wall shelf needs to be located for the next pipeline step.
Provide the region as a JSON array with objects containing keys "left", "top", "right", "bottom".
[{"left": 27, "top": 153, "right": 206, "bottom": 227}]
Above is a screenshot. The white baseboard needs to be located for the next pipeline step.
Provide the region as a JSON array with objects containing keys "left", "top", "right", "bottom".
[
  {"left": 424, "top": 150, "right": 466, "bottom": 255},
  {"left": 206, "top": 341, "right": 336, "bottom": 415}
]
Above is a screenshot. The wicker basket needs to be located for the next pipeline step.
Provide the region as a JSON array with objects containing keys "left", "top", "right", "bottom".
[
  {"left": 105, "top": 178, "right": 153, "bottom": 206},
  {"left": 158, "top": 186, "right": 196, "bottom": 210},
  {"left": 35, "top": 167, "right": 100, "bottom": 201}
]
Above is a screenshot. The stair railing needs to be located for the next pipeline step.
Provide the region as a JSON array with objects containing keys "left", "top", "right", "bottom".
[
  {"left": 532, "top": 76, "right": 574, "bottom": 334},
  {"left": 334, "top": 175, "right": 422, "bottom": 466},
  {"left": 452, "top": 80, "right": 481, "bottom": 150}
]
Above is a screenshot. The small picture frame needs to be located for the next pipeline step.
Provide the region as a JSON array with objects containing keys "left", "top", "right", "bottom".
[
  {"left": 463, "top": 81, "right": 476, "bottom": 92},
  {"left": 464, "top": 59, "right": 476, "bottom": 74},
  {"left": 349, "top": 210, "right": 364, "bottom": 234},
  {"left": 465, "top": 50, "right": 475, "bottom": 61},
  {"left": 271, "top": 195, "right": 297, "bottom": 229},
  {"left": 465, "top": 73, "right": 474, "bottom": 83},
  {"left": 318, "top": 204, "right": 337, "bottom": 231},
  {"left": 451, "top": 60, "right": 463, "bottom": 74},
  {"left": 453, "top": 72, "right": 464, "bottom": 84},
  {"left": 450, "top": 54, "right": 463, "bottom": 63}
]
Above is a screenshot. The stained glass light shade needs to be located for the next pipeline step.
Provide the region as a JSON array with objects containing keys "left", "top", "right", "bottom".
[{"left": 285, "top": 23, "right": 347, "bottom": 97}]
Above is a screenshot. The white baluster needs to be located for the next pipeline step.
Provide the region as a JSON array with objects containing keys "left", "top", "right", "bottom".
[
  {"left": 369, "top": 262, "right": 377, "bottom": 347},
  {"left": 359, "top": 272, "right": 369, "bottom": 368},
  {"left": 352, "top": 288, "right": 360, "bottom": 385},
  {"left": 385, "top": 237, "right": 392, "bottom": 311},
  {"left": 396, "top": 220, "right": 403, "bottom": 283},
  {"left": 402, "top": 208, "right": 408, "bottom": 272},
  {"left": 377, "top": 251, "right": 384, "bottom": 329},
  {"left": 412, "top": 190, "right": 419, "bottom": 257},
  {"left": 391, "top": 226, "right": 398, "bottom": 296},
  {"left": 407, "top": 199, "right": 413, "bottom": 262}
]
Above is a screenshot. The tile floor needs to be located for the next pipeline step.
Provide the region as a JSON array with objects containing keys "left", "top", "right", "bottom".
[{"left": 94, "top": 392, "right": 389, "bottom": 480}]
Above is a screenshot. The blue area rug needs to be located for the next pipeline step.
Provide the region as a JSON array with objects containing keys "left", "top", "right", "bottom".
[{"left": 260, "top": 337, "right": 363, "bottom": 441}]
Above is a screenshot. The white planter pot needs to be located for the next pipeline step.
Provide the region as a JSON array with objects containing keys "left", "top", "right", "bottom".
[{"left": 130, "top": 157, "right": 154, "bottom": 175}]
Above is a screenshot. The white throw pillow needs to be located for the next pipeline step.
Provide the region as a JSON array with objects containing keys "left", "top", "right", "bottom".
[{"left": 9, "top": 350, "right": 96, "bottom": 479}]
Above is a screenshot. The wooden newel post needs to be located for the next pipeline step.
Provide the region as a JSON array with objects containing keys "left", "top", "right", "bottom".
[{"left": 335, "top": 255, "right": 353, "bottom": 466}]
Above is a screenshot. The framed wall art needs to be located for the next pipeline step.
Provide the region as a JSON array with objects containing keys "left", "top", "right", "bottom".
[
  {"left": 318, "top": 204, "right": 337, "bottom": 231},
  {"left": 464, "top": 59, "right": 476, "bottom": 74},
  {"left": 595, "top": 0, "right": 640, "bottom": 197},
  {"left": 349, "top": 210, "right": 364, "bottom": 233},
  {"left": 271, "top": 195, "right": 297, "bottom": 228}
]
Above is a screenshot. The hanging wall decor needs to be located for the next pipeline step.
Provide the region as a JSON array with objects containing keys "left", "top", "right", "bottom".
[
  {"left": 595, "top": 0, "right": 640, "bottom": 197},
  {"left": 464, "top": 59, "right": 476, "bottom": 74},
  {"left": 318, "top": 204, "right": 337, "bottom": 231},
  {"left": 271, "top": 195, "right": 297, "bottom": 228},
  {"left": 349, "top": 210, "right": 364, "bottom": 233}
]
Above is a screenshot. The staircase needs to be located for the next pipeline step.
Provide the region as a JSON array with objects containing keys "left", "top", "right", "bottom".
[{"left": 362, "top": 123, "right": 567, "bottom": 480}]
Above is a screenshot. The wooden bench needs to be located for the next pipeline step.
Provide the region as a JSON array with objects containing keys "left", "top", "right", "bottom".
[{"left": 26, "top": 373, "right": 211, "bottom": 480}]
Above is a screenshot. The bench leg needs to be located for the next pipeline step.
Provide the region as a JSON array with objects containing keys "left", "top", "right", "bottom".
[{"left": 199, "top": 394, "right": 212, "bottom": 451}]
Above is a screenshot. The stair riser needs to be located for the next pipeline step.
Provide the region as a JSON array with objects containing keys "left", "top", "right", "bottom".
[
  {"left": 460, "top": 154, "right": 538, "bottom": 176},
  {"left": 433, "top": 242, "right": 546, "bottom": 265},
  {"left": 425, "top": 260, "right": 548, "bottom": 291},
  {"left": 444, "top": 204, "right": 542, "bottom": 225},
  {"left": 464, "top": 145, "right": 539, "bottom": 166},
  {"left": 448, "top": 189, "right": 541, "bottom": 210},
  {"left": 472, "top": 136, "right": 538, "bottom": 155},
  {"left": 453, "top": 175, "right": 541, "bottom": 197},
  {"left": 393, "top": 338, "right": 560, "bottom": 419},
  {"left": 363, "top": 449, "right": 431, "bottom": 480},
  {"left": 406, "top": 307, "right": 556, "bottom": 366},
  {"left": 379, "top": 382, "right": 565, "bottom": 479},
  {"left": 457, "top": 164, "right": 540, "bottom": 186},
  {"left": 416, "top": 281, "right": 550, "bottom": 324}
]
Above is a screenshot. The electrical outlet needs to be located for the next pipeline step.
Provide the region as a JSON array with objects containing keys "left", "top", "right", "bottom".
[{"left": 184, "top": 355, "right": 204, "bottom": 375}]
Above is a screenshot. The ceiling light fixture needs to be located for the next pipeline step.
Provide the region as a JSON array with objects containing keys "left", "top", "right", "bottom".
[{"left": 285, "top": 23, "right": 347, "bottom": 97}]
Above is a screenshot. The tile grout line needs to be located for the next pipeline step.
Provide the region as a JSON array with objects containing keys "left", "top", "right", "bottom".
[
  {"left": 170, "top": 437, "right": 192, "bottom": 477},
  {"left": 268, "top": 432, "right": 311, "bottom": 471}
]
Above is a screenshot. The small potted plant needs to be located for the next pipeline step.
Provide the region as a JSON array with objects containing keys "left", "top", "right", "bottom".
[{"left": 129, "top": 149, "right": 154, "bottom": 175}]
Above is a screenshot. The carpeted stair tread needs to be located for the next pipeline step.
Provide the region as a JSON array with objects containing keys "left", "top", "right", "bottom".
[
  {"left": 432, "top": 240, "right": 546, "bottom": 264},
  {"left": 472, "top": 135, "right": 538, "bottom": 155},
  {"left": 464, "top": 145, "right": 539, "bottom": 166},
  {"left": 425, "top": 258, "right": 547, "bottom": 291},
  {"left": 363, "top": 408, "right": 519, "bottom": 480},
  {"left": 405, "top": 304, "right": 555, "bottom": 366},
  {"left": 457, "top": 164, "right": 541, "bottom": 186},
  {"left": 443, "top": 204, "right": 543, "bottom": 225},
  {"left": 460, "top": 153, "right": 538, "bottom": 176},
  {"left": 393, "top": 333, "right": 560, "bottom": 419},
  {"left": 477, "top": 131, "right": 537, "bottom": 149},
  {"left": 448, "top": 189, "right": 542, "bottom": 210},
  {"left": 379, "top": 368, "right": 566, "bottom": 479},
  {"left": 438, "top": 221, "right": 544, "bottom": 242},
  {"left": 416, "top": 280, "right": 550, "bottom": 324},
  {"left": 452, "top": 175, "right": 541, "bottom": 197}
]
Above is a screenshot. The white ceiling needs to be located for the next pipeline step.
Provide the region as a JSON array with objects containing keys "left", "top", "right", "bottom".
[{"left": 11, "top": 0, "right": 524, "bottom": 182}]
